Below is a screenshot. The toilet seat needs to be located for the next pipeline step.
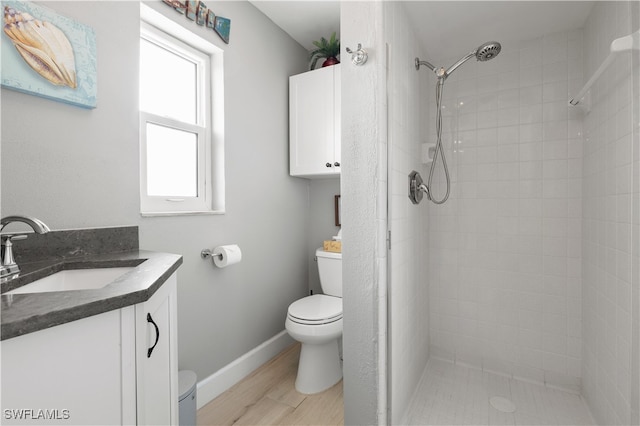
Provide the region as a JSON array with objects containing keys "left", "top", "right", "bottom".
[{"left": 287, "top": 294, "right": 342, "bottom": 325}]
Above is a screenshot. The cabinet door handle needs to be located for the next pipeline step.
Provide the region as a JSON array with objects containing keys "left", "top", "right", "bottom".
[
  {"left": 334, "top": 162, "right": 340, "bottom": 167},
  {"left": 326, "top": 162, "right": 332, "bottom": 168},
  {"left": 147, "top": 313, "right": 160, "bottom": 358}
]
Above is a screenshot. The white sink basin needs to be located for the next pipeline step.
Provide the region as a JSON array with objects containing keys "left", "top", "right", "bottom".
[{"left": 5, "top": 267, "right": 134, "bottom": 295}]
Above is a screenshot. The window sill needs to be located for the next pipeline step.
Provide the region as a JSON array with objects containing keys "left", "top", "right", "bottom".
[{"left": 141, "top": 210, "right": 225, "bottom": 217}]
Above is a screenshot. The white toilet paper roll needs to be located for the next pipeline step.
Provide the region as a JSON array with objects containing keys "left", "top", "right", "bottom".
[{"left": 212, "top": 245, "right": 242, "bottom": 268}]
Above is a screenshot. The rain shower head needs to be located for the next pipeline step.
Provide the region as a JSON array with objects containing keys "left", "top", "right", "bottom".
[{"left": 475, "top": 41, "right": 501, "bottom": 61}]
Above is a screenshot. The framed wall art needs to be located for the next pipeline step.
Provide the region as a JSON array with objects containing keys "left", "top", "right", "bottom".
[
  {"left": 163, "top": 0, "right": 186, "bottom": 14},
  {"left": 213, "top": 15, "right": 230, "bottom": 44},
  {"left": 163, "top": 0, "right": 231, "bottom": 44},
  {"left": 206, "top": 10, "right": 215, "bottom": 29},
  {"left": 1, "top": 0, "right": 97, "bottom": 109},
  {"left": 185, "top": 0, "right": 197, "bottom": 20},
  {"left": 196, "top": 2, "right": 207, "bottom": 25}
]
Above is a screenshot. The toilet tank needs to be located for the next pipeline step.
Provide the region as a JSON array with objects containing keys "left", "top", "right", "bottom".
[{"left": 316, "top": 248, "right": 342, "bottom": 297}]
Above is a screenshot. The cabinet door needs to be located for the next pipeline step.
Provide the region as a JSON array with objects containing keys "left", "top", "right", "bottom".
[
  {"left": 1, "top": 309, "right": 129, "bottom": 425},
  {"left": 135, "top": 274, "right": 178, "bottom": 425},
  {"left": 289, "top": 66, "right": 338, "bottom": 178}
]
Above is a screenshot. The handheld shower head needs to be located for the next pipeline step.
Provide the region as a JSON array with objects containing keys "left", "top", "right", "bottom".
[
  {"left": 475, "top": 41, "right": 501, "bottom": 61},
  {"left": 412, "top": 40, "right": 503, "bottom": 205},
  {"left": 438, "top": 40, "right": 502, "bottom": 78}
]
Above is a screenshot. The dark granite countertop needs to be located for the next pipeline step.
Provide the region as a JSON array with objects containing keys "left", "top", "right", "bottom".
[{"left": 1, "top": 250, "right": 183, "bottom": 340}]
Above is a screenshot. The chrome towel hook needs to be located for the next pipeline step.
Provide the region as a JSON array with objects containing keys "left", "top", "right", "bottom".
[{"left": 346, "top": 43, "right": 368, "bottom": 66}]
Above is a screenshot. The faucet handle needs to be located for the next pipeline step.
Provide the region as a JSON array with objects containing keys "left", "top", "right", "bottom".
[
  {"left": 1, "top": 234, "right": 28, "bottom": 277},
  {"left": 1, "top": 234, "right": 28, "bottom": 243}
]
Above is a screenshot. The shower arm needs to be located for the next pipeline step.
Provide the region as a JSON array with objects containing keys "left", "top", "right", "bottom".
[
  {"left": 415, "top": 58, "right": 436, "bottom": 72},
  {"left": 416, "top": 51, "right": 476, "bottom": 80},
  {"left": 415, "top": 58, "right": 449, "bottom": 81},
  {"left": 443, "top": 51, "right": 476, "bottom": 78}
]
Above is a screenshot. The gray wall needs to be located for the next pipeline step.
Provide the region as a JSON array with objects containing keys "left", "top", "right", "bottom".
[
  {"left": 2, "top": 1, "right": 140, "bottom": 227},
  {"left": 0, "top": 0, "right": 333, "bottom": 382},
  {"left": 308, "top": 178, "right": 341, "bottom": 294}
]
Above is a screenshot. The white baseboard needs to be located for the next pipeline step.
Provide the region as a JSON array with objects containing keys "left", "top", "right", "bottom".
[{"left": 196, "top": 330, "right": 294, "bottom": 409}]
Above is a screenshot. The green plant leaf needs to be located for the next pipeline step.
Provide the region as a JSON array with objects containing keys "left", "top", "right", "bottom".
[{"left": 308, "top": 32, "right": 340, "bottom": 69}]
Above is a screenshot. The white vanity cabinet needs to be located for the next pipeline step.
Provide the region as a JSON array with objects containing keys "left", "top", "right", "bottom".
[
  {"left": 1, "top": 274, "right": 178, "bottom": 425},
  {"left": 134, "top": 275, "right": 178, "bottom": 425},
  {"left": 289, "top": 65, "right": 341, "bottom": 178}
]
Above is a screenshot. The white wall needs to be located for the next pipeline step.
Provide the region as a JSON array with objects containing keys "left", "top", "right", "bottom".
[
  {"left": 581, "top": 2, "right": 640, "bottom": 424},
  {"left": 385, "top": 3, "right": 430, "bottom": 423},
  {"left": 340, "top": 2, "right": 387, "bottom": 424},
  {"left": 426, "top": 29, "right": 585, "bottom": 390},
  {"left": 0, "top": 0, "right": 317, "bottom": 383}
]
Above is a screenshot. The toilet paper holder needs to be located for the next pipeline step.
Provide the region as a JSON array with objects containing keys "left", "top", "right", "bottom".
[
  {"left": 201, "top": 244, "right": 242, "bottom": 268},
  {"left": 200, "top": 249, "right": 222, "bottom": 259}
]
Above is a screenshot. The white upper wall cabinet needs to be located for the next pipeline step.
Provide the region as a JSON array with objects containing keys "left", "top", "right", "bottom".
[{"left": 289, "top": 65, "right": 341, "bottom": 178}]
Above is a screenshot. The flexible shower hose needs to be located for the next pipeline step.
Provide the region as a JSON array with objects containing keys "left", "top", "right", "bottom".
[{"left": 422, "top": 77, "right": 451, "bottom": 204}]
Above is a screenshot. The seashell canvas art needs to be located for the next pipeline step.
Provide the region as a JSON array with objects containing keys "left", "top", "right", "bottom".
[
  {"left": 1, "top": 1, "right": 96, "bottom": 109},
  {"left": 3, "top": 6, "right": 77, "bottom": 88}
]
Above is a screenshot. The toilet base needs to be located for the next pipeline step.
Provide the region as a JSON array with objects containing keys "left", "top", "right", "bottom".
[{"left": 295, "top": 339, "right": 342, "bottom": 394}]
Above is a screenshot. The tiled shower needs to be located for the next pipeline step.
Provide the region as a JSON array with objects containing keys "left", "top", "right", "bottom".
[
  {"left": 581, "top": 2, "right": 639, "bottom": 424},
  {"left": 428, "top": 28, "right": 585, "bottom": 389},
  {"left": 387, "top": 1, "right": 639, "bottom": 424}
]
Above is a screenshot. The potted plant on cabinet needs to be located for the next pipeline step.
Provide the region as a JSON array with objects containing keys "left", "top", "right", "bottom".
[{"left": 309, "top": 32, "right": 340, "bottom": 69}]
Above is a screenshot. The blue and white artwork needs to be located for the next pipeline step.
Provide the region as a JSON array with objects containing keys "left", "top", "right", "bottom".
[
  {"left": 214, "top": 15, "right": 230, "bottom": 44},
  {"left": 1, "top": 0, "right": 97, "bottom": 109}
]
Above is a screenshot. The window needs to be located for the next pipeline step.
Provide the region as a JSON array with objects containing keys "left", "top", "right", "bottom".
[{"left": 139, "top": 8, "right": 224, "bottom": 215}]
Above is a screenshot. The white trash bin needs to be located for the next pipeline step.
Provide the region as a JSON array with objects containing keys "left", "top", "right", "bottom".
[{"left": 178, "top": 370, "right": 197, "bottom": 425}]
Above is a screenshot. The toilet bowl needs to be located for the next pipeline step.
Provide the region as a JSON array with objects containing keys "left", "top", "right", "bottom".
[{"left": 285, "top": 248, "right": 343, "bottom": 394}]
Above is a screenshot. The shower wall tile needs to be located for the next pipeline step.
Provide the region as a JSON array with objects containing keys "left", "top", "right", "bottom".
[
  {"left": 426, "top": 28, "right": 584, "bottom": 392},
  {"left": 387, "top": 3, "right": 431, "bottom": 423},
  {"left": 631, "top": 3, "right": 640, "bottom": 424},
  {"left": 581, "top": 1, "right": 639, "bottom": 425}
]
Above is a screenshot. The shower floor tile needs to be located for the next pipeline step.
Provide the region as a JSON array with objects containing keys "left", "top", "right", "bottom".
[{"left": 404, "top": 358, "right": 595, "bottom": 425}]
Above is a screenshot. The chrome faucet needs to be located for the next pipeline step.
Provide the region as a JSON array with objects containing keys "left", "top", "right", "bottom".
[{"left": 1, "top": 215, "right": 51, "bottom": 280}]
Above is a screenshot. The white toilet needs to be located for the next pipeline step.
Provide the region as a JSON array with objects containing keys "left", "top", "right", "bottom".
[{"left": 285, "top": 248, "right": 342, "bottom": 394}]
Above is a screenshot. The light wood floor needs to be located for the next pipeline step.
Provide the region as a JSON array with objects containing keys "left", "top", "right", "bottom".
[{"left": 197, "top": 343, "right": 344, "bottom": 425}]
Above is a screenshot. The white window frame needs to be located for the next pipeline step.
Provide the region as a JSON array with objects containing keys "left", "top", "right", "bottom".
[{"left": 140, "top": 5, "right": 225, "bottom": 216}]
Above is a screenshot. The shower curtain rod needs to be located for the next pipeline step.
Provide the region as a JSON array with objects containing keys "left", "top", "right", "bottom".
[{"left": 569, "top": 29, "right": 639, "bottom": 106}]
